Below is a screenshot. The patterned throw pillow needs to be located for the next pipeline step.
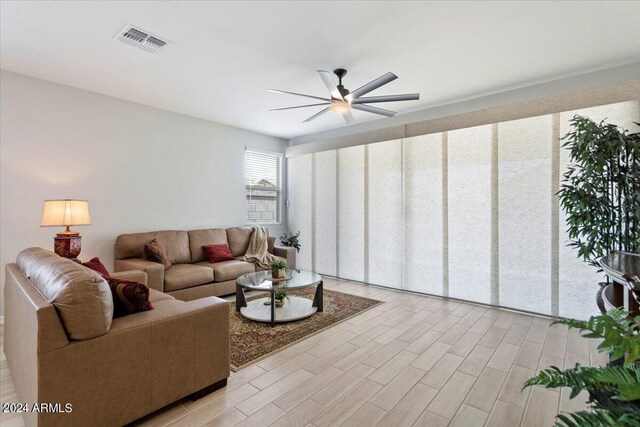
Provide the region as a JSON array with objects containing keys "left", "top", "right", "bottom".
[
  {"left": 144, "top": 239, "right": 171, "bottom": 269},
  {"left": 107, "top": 277, "right": 154, "bottom": 318}
]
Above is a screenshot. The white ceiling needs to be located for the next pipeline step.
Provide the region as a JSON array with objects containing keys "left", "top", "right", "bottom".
[{"left": 2, "top": 1, "right": 640, "bottom": 140}]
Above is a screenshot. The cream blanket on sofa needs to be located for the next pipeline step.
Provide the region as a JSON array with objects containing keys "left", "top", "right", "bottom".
[{"left": 239, "top": 226, "right": 279, "bottom": 270}]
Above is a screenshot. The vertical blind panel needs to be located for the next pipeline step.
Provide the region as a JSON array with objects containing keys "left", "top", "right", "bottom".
[
  {"left": 289, "top": 154, "right": 313, "bottom": 271},
  {"left": 403, "top": 133, "right": 444, "bottom": 294},
  {"left": 338, "top": 145, "right": 366, "bottom": 281},
  {"left": 368, "top": 139, "right": 404, "bottom": 288},
  {"left": 498, "top": 115, "right": 553, "bottom": 314},
  {"left": 314, "top": 151, "right": 338, "bottom": 276},
  {"left": 448, "top": 125, "right": 493, "bottom": 304},
  {"left": 558, "top": 100, "right": 640, "bottom": 319}
]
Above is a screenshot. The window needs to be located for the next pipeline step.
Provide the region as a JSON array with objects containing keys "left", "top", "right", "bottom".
[{"left": 245, "top": 149, "right": 282, "bottom": 224}]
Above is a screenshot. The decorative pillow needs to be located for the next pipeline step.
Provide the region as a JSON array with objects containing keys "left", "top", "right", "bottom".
[
  {"left": 202, "top": 244, "right": 235, "bottom": 263},
  {"left": 82, "top": 257, "right": 110, "bottom": 277},
  {"left": 145, "top": 239, "right": 171, "bottom": 269},
  {"left": 107, "top": 277, "right": 154, "bottom": 318}
]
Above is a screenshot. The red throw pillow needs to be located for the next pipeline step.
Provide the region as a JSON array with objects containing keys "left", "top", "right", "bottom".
[
  {"left": 82, "top": 257, "right": 110, "bottom": 277},
  {"left": 83, "top": 257, "right": 154, "bottom": 318},
  {"left": 107, "top": 277, "right": 154, "bottom": 318},
  {"left": 202, "top": 244, "right": 235, "bottom": 263}
]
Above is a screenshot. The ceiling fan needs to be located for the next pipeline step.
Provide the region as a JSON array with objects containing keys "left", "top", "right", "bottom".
[{"left": 269, "top": 68, "right": 420, "bottom": 123}]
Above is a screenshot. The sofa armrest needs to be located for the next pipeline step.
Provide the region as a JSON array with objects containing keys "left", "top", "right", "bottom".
[
  {"left": 274, "top": 245, "right": 296, "bottom": 270},
  {"left": 115, "top": 258, "right": 164, "bottom": 292},
  {"left": 110, "top": 269, "right": 147, "bottom": 285},
  {"left": 38, "top": 297, "right": 230, "bottom": 425}
]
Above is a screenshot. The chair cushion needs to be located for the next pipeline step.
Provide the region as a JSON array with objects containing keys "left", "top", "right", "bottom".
[
  {"left": 188, "top": 228, "right": 228, "bottom": 263},
  {"left": 196, "top": 260, "right": 255, "bottom": 282},
  {"left": 149, "top": 288, "right": 174, "bottom": 303},
  {"left": 163, "top": 264, "right": 214, "bottom": 292},
  {"left": 16, "top": 247, "right": 113, "bottom": 340},
  {"left": 226, "top": 227, "right": 254, "bottom": 257}
]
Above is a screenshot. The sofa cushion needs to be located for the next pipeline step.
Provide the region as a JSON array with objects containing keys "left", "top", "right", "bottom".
[
  {"left": 144, "top": 239, "right": 172, "bottom": 270},
  {"left": 226, "top": 227, "right": 254, "bottom": 257},
  {"left": 16, "top": 247, "right": 113, "bottom": 340},
  {"left": 188, "top": 228, "right": 228, "bottom": 263},
  {"left": 196, "top": 260, "right": 255, "bottom": 282},
  {"left": 115, "top": 230, "right": 191, "bottom": 264},
  {"left": 164, "top": 264, "right": 214, "bottom": 292}
]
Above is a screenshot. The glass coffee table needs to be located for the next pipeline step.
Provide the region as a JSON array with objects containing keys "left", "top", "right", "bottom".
[{"left": 235, "top": 270, "right": 323, "bottom": 327}]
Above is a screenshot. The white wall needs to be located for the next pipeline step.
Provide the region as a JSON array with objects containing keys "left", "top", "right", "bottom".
[{"left": 0, "top": 70, "right": 287, "bottom": 315}]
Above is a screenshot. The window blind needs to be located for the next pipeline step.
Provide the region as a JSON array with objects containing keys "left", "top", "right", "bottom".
[{"left": 245, "top": 150, "right": 282, "bottom": 224}]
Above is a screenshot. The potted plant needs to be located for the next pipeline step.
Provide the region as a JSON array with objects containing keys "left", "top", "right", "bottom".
[
  {"left": 274, "top": 290, "right": 288, "bottom": 307},
  {"left": 280, "top": 231, "right": 301, "bottom": 253},
  {"left": 270, "top": 259, "right": 287, "bottom": 279},
  {"left": 523, "top": 308, "right": 640, "bottom": 426},
  {"left": 557, "top": 116, "right": 640, "bottom": 272}
]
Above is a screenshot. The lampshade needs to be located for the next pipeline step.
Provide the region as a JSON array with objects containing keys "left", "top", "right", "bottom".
[{"left": 41, "top": 200, "right": 91, "bottom": 227}]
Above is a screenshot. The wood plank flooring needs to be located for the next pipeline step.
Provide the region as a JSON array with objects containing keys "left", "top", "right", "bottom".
[{"left": 0, "top": 278, "right": 607, "bottom": 427}]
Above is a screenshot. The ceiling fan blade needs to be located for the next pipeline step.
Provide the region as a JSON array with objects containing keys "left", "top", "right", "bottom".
[
  {"left": 341, "top": 110, "right": 355, "bottom": 124},
  {"left": 268, "top": 89, "right": 331, "bottom": 102},
  {"left": 317, "top": 70, "right": 343, "bottom": 100},
  {"left": 270, "top": 102, "right": 330, "bottom": 111},
  {"left": 303, "top": 107, "right": 331, "bottom": 123},
  {"left": 345, "top": 72, "right": 397, "bottom": 102},
  {"left": 351, "top": 104, "right": 397, "bottom": 117},
  {"left": 351, "top": 93, "right": 419, "bottom": 104}
]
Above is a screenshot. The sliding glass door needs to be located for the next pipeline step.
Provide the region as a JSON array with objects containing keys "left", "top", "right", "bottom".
[{"left": 288, "top": 100, "right": 639, "bottom": 319}]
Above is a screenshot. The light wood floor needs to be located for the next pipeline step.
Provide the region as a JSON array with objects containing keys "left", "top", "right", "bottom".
[{"left": 1, "top": 278, "right": 606, "bottom": 427}]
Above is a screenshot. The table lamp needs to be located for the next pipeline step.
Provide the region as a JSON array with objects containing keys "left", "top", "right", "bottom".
[{"left": 41, "top": 199, "right": 91, "bottom": 260}]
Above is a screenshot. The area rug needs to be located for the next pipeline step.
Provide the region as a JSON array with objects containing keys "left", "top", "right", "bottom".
[{"left": 229, "top": 288, "right": 382, "bottom": 371}]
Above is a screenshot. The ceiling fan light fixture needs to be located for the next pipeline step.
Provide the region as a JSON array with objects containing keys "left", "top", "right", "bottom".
[{"left": 330, "top": 101, "right": 350, "bottom": 113}]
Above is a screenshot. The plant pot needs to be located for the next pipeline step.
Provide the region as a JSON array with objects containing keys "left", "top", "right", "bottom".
[
  {"left": 275, "top": 299, "right": 284, "bottom": 307},
  {"left": 272, "top": 268, "right": 286, "bottom": 279}
]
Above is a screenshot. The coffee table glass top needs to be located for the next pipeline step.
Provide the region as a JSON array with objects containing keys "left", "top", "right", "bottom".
[{"left": 236, "top": 270, "right": 322, "bottom": 291}]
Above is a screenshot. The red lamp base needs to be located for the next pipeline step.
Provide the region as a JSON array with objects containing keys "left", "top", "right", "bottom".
[{"left": 54, "top": 233, "right": 82, "bottom": 262}]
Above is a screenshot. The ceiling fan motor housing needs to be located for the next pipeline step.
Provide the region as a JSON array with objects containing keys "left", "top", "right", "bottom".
[{"left": 333, "top": 68, "right": 350, "bottom": 98}]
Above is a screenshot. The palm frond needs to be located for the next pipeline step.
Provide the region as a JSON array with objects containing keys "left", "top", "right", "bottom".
[{"left": 554, "top": 410, "right": 640, "bottom": 427}]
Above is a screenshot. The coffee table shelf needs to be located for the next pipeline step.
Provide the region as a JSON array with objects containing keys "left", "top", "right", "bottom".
[{"left": 235, "top": 270, "right": 323, "bottom": 326}]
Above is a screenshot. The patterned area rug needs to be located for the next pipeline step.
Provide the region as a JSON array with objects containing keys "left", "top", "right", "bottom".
[{"left": 229, "top": 288, "right": 382, "bottom": 371}]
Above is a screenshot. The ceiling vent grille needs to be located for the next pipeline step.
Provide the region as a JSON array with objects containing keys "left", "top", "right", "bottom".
[{"left": 115, "top": 25, "right": 169, "bottom": 53}]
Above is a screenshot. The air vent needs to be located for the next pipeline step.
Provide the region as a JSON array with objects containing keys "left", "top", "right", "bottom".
[{"left": 115, "top": 25, "right": 169, "bottom": 53}]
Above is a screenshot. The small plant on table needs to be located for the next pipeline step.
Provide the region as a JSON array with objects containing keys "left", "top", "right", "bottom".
[
  {"left": 270, "top": 259, "right": 287, "bottom": 279},
  {"left": 274, "top": 290, "right": 289, "bottom": 307}
]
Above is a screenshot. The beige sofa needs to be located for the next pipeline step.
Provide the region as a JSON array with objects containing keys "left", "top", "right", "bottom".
[
  {"left": 114, "top": 227, "right": 296, "bottom": 301},
  {"left": 4, "top": 247, "right": 230, "bottom": 427}
]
